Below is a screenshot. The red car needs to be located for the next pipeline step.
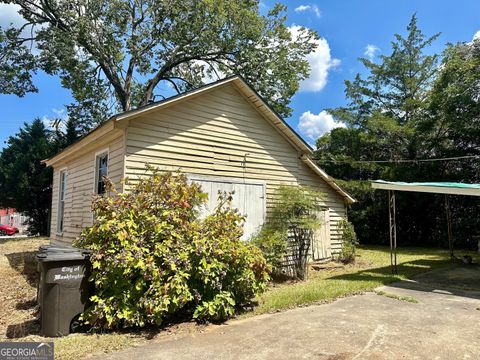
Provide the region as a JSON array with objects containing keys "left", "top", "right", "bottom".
[{"left": 0, "top": 224, "right": 19, "bottom": 236}]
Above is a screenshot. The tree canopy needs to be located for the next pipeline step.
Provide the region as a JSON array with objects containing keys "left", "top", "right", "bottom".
[
  {"left": 316, "top": 15, "right": 480, "bottom": 248},
  {"left": 1, "top": 0, "right": 317, "bottom": 133},
  {"left": 0, "top": 119, "right": 68, "bottom": 235}
]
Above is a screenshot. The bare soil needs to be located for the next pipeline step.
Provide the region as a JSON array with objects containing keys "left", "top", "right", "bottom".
[{"left": 0, "top": 237, "right": 48, "bottom": 340}]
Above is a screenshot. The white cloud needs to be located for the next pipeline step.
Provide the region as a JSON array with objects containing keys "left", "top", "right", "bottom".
[
  {"left": 52, "top": 108, "right": 68, "bottom": 119},
  {"left": 0, "top": 3, "right": 24, "bottom": 27},
  {"left": 364, "top": 44, "right": 380, "bottom": 60},
  {"left": 298, "top": 110, "right": 346, "bottom": 140},
  {"left": 42, "top": 108, "right": 68, "bottom": 131},
  {"left": 473, "top": 30, "right": 480, "bottom": 41},
  {"left": 294, "top": 4, "right": 321, "bottom": 18},
  {"left": 295, "top": 5, "right": 310, "bottom": 12},
  {"left": 191, "top": 60, "right": 226, "bottom": 84},
  {"left": 41, "top": 116, "right": 59, "bottom": 131},
  {"left": 289, "top": 25, "right": 340, "bottom": 92}
]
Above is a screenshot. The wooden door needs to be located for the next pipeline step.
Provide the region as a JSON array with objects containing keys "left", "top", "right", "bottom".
[
  {"left": 311, "top": 209, "right": 331, "bottom": 260},
  {"left": 191, "top": 177, "right": 265, "bottom": 240}
]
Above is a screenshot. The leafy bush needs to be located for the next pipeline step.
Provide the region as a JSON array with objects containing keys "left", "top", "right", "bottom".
[
  {"left": 253, "top": 185, "right": 324, "bottom": 280},
  {"left": 189, "top": 193, "right": 270, "bottom": 321},
  {"left": 338, "top": 218, "right": 358, "bottom": 263},
  {"left": 251, "top": 229, "right": 287, "bottom": 273},
  {"left": 74, "top": 168, "right": 269, "bottom": 329}
]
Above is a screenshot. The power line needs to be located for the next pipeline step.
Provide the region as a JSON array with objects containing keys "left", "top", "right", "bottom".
[{"left": 316, "top": 155, "right": 480, "bottom": 164}]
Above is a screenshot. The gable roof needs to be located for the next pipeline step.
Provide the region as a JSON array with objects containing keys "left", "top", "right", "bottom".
[
  {"left": 113, "top": 76, "right": 313, "bottom": 154},
  {"left": 44, "top": 75, "right": 355, "bottom": 204}
]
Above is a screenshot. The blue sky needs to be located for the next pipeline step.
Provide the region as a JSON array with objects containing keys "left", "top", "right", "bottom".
[{"left": 1, "top": 0, "right": 479, "bottom": 148}]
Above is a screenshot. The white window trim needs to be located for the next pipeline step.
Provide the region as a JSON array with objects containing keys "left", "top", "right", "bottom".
[
  {"left": 93, "top": 148, "right": 110, "bottom": 194},
  {"left": 56, "top": 167, "right": 68, "bottom": 235}
]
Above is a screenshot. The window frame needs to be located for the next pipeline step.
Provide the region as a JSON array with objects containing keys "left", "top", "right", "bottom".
[
  {"left": 56, "top": 168, "right": 68, "bottom": 235},
  {"left": 94, "top": 148, "right": 109, "bottom": 195}
]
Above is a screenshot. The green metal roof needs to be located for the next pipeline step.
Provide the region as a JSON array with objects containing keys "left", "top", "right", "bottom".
[
  {"left": 374, "top": 180, "right": 480, "bottom": 189},
  {"left": 371, "top": 180, "right": 480, "bottom": 196}
]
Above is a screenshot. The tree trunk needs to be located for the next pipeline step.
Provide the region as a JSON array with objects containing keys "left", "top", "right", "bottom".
[{"left": 292, "top": 227, "right": 312, "bottom": 280}]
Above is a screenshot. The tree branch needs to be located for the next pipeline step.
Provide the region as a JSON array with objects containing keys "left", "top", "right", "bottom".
[
  {"left": 168, "top": 76, "right": 193, "bottom": 87},
  {"left": 162, "top": 78, "right": 181, "bottom": 93},
  {"left": 140, "top": 51, "right": 234, "bottom": 106}
]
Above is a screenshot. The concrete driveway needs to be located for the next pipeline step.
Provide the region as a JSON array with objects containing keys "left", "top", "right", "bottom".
[{"left": 100, "top": 265, "right": 480, "bottom": 360}]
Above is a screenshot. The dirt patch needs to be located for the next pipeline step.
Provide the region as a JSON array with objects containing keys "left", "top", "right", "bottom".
[
  {"left": 310, "top": 258, "right": 373, "bottom": 273},
  {"left": 0, "top": 237, "right": 48, "bottom": 340}
]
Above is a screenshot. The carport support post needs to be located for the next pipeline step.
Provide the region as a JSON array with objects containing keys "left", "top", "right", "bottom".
[
  {"left": 388, "top": 190, "right": 398, "bottom": 274},
  {"left": 444, "top": 195, "right": 454, "bottom": 262}
]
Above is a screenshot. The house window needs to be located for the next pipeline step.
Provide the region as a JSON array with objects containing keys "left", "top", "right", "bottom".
[
  {"left": 95, "top": 152, "right": 109, "bottom": 194},
  {"left": 57, "top": 170, "right": 67, "bottom": 233}
]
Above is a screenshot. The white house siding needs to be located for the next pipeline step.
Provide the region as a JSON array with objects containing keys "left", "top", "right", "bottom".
[
  {"left": 50, "top": 133, "right": 125, "bottom": 245},
  {"left": 124, "top": 83, "right": 347, "bottom": 254}
]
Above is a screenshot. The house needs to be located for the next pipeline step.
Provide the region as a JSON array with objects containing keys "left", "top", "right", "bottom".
[
  {"left": 44, "top": 76, "right": 355, "bottom": 259},
  {"left": 0, "top": 208, "right": 29, "bottom": 234}
]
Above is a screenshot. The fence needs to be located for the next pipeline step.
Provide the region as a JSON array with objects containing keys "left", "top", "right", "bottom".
[
  {"left": 279, "top": 229, "right": 313, "bottom": 278},
  {"left": 278, "top": 209, "right": 330, "bottom": 277}
]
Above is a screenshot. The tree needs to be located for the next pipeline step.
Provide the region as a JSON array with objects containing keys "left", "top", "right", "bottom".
[
  {"left": 315, "top": 15, "right": 449, "bottom": 246},
  {"left": 252, "top": 185, "right": 323, "bottom": 280},
  {"left": 428, "top": 39, "right": 480, "bottom": 179},
  {"left": 334, "top": 14, "right": 439, "bottom": 125},
  {"left": 52, "top": 117, "right": 80, "bottom": 148},
  {"left": 1, "top": 0, "right": 317, "bottom": 132},
  {"left": 425, "top": 39, "right": 480, "bottom": 247},
  {"left": 316, "top": 16, "right": 480, "bottom": 248},
  {"left": 0, "top": 119, "right": 60, "bottom": 235},
  {"left": 328, "top": 14, "right": 439, "bottom": 161},
  {"left": 318, "top": 15, "right": 441, "bottom": 183}
]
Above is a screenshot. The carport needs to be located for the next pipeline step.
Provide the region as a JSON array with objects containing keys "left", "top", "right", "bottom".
[{"left": 371, "top": 181, "right": 480, "bottom": 274}]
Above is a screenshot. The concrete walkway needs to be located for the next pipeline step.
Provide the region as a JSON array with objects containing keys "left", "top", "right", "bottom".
[{"left": 100, "top": 265, "right": 480, "bottom": 360}]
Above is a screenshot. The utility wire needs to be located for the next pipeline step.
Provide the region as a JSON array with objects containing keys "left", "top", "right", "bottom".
[{"left": 316, "top": 155, "right": 479, "bottom": 164}]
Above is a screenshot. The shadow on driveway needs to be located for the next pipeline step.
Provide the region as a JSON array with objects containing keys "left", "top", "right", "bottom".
[
  {"left": 329, "top": 257, "right": 480, "bottom": 300},
  {"left": 389, "top": 263, "right": 480, "bottom": 300}
]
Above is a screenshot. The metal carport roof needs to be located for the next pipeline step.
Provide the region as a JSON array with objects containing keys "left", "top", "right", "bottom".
[
  {"left": 372, "top": 180, "right": 480, "bottom": 197},
  {"left": 371, "top": 180, "right": 480, "bottom": 274}
]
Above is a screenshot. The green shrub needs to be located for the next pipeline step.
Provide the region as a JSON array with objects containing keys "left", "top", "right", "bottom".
[
  {"left": 74, "top": 168, "right": 269, "bottom": 329},
  {"left": 253, "top": 185, "right": 324, "bottom": 279},
  {"left": 251, "top": 229, "right": 287, "bottom": 273},
  {"left": 338, "top": 218, "right": 358, "bottom": 263},
  {"left": 189, "top": 193, "right": 270, "bottom": 321}
]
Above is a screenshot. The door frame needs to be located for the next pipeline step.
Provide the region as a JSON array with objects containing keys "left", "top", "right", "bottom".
[
  {"left": 187, "top": 174, "right": 267, "bottom": 228},
  {"left": 311, "top": 207, "right": 332, "bottom": 261}
]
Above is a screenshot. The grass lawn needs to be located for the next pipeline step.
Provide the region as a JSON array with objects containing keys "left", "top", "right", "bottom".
[
  {"left": 251, "top": 245, "right": 480, "bottom": 315},
  {"left": 1, "top": 237, "right": 478, "bottom": 359}
]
